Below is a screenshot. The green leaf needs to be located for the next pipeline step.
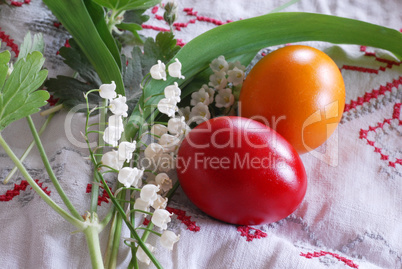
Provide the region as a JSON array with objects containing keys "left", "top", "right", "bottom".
[
  {"left": 0, "top": 51, "right": 49, "bottom": 131},
  {"left": 46, "top": 76, "right": 102, "bottom": 110},
  {"left": 116, "top": 22, "right": 143, "bottom": 33},
  {"left": 43, "top": 0, "right": 125, "bottom": 95},
  {"left": 58, "top": 38, "right": 101, "bottom": 87},
  {"left": 92, "top": 0, "right": 160, "bottom": 12},
  {"left": 125, "top": 12, "right": 402, "bottom": 139},
  {"left": 84, "top": 0, "right": 122, "bottom": 70},
  {"left": 0, "top": 50, "right": 10, "bottom": 89},
  {"left": 18, "top": 32, "right": 45, "bottom": 61}
]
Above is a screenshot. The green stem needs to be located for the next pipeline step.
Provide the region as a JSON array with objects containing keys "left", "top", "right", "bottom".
[
  {"left": 103, "top": 212, "right": 118, "bottom": 268},
  {"left": 3, "top": 113, "right": 54, "bottom": 184},
  {"left": 106, "top": 187, "right": 124, "bottom": 269},
  {"left": 0, "top": 133, "right": 83, "bottom": 229},
  {"left": 83, "top": 225, "right": 104, "bottom": 269},
  {"left": 26, "top": 116, "right": 83, "bottom": 221},
  {"left": 98, "top": 172, "right": 162, "bottom": 269}
]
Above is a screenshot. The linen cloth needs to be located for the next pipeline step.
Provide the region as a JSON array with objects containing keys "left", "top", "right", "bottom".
[{"left": 0, "top": 0, "right": 402, "bottom": 268}]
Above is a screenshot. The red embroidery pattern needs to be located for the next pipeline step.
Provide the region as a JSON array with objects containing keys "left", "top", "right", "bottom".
[
  {"left": 0, "top": 180, "right": 50, "bottom": 202},
  {"left": 142, "top": 217, "right": 150, "bottom": 226},
  {"left": 0, "top": 27, "right": 19, "bottom": 57},
  {"left": 300, "top": 251, "right": 359, "bottom": 268},
  {"left": 166, "top": 206, "right": 200, "bottom": 232},
  {"left": 344, "top": 77, "right": 402, "bottom": 113},
  {"left": 359, "top": 103, "right": 402, "bottom": 168},
  {"left": 47, "top": 95, "right": 59, "bottom": 106},
  {"left": 10, "top": 0, "right": 30, "bottom": 7},
  {"left": 86, "top": 184, "right": 110, "bottom": 206},
  {"left": 237, "top": 226, "right": 267, "bottom": 242}
]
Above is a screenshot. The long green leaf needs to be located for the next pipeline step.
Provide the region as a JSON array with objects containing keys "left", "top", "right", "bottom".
[
  {"left": 125, "top": 12, "right": 402, "bottom": 139},
  {"left": 84, "top": 0, "right": 122, "bottom": 70},
  {"left": 43, "top": 0, "right": 125, "bottom": 95}
]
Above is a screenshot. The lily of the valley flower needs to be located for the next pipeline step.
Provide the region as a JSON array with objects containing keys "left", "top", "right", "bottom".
[
  {"left": 164, "top": 82, "right": 181, "bottom": 103},
  {"left": 227, "top": 67, "right": 245, "bottom": 86},
  {"left": 189, "top": 102, "right": 211, "bottom": 124},
  {"left": 108, "top": 115, "right": 124, "bottom": 131},
  {"left": 155, "top": 173, "right": 173, "bottom": 193},
  {"left": 109, "top": 94, "right": 128, "bottom": 117},
  {"left": 157, "top": 153, "right": 175, "bottom": 172},
  {"left": 118, "top": 167, "right": 143, "bottom": 188},
  {"left": 150, "top": 60, "right": 167, "bottom": 81},
  {"left": 150, "top": 124, "right": 168, "bottom": 138},
  {"left": 152, "top": 195, "right": 168, "bottom": 210},
  {"left": 151, "top": 209, "right": 173, "bottom": 230},
  {"left": 191, "top": 87, "right": 211, "bottom": 106},
  {"left": 103, "top": 126, "right": 122, "bottom": 147},
  {"left": 167, "top": 116, "right": 188, "bottom": 135},
  {"left": 168, "top": 58, "right": 185, "bottom": 79},
  {"left": 159, "top": 134, "right": 181, "bottom": 153},
  {"left": 200, "top": 84, "right": 215, "bottom": 104},
  {"left": 210, "top": 55, "right": 229, "bottom": 73},
  {"left": 101, "top": 150, "right": 124, "bottom": 170},
  {"left": 134, "top": 197, "right": 151, "bottom": 213},
  {"left": 157, "top": 98, "right": 178, "bottom": 117},
  {"left": 228, "top": 60, "right": 246, "bottom": 71},
  {"left": 215, "top": 88, "right": 235, "bottom": 108},
  {"left": 144, "top": 143, "right": 164, "bottom": 159},
  {"left": 136, "top": 243, "right": 155, "bottom": 265},
  {"left": 99, "top": 81, "right": 117, "bottom": 100},
  {"left": 179, "top": 106, "right": 191, "bottom": 122},
  {"left": 160, "top": 230, "right": 180, "bottom": 250},
  {"left": 140, "top": 184, "right": 160, "bottom": 203},
  {"left": 118, "top": 141, "right": 136, "bottom": 162},
  {"left": 209, "top": 70, "right": 228, "bottom": 90}
]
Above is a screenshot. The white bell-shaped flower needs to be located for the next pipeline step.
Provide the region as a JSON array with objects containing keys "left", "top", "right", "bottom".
[
  {"left": 109, "top": 94, "right": 128, "bottom": 117},
  {"left": 140, "top": 184, "right": 160, "bottom": 203},
  {"left": 136, "top": 243, "right": 155, "bottom": 265},
  {"left": 167, "top": 116, "right": 186, "bottom": 135},
  {"left": 118, "top": 167, "right": 143, "bottom": 188},
  {"left": 118, "top": 141, "right": 136, "bottom": 162},
  {"left": 189, "top": 102, "right": 211, "bottom": 124},
  {"left": 151, "top": 209, "right": 173, "bottom": 230},
  {"left": 164, "top": 82, "right": 181, "bottom": 103},
  {"left": 168, "top": 58, "right": 185, "bottom": 79},
  {"left": 150, "top": 124, "right": 168, "bottom": 138},
  {"left": 134, "top": 197, "right": 151, "bottom": 213},
  {"left": 160, "top": 230, "right": 180, "bottom": 250},
  {"left": 152, "top": 195, "right": 168, "bottom": 210},
  {"left": 215, "top": 88, "right": 235, "bottom": 108},
  {"left": 227, "top": 67, "right": 245, "bottom": 86},
  {"left": 150, "top": 60, "right": 167, "bottom": 81},
  {"left": 159, "top": 134, "right": 181, "bottom": 153},
  {"left": 101, "top": 150, "right": 124, "bottom": 170},
  {"left": 208, "top": 70, "right": 228, "bottom": 90},
  {"left": 99, "top": 81, "right": 117, "bottom": 100},
  {"left": 179, "top": 106, "right": 191, "bottom": 122},
  {"left": 200, "top": 84, "right": 215, "bottom": 104},
  {"left": 155, "top": 173, "right": 173, "bottom": 193},
  {"left": 210, "top": 55, "right": 228, "bottom": 73},
  {"left": 228, "top": 60, "right": 246, "bottom": 71},
  {"left": 144, "top": 143, "right": 164, "bottom": 159},
  {"left": 158, "top": 153, "right": 175, "bottom": 172},
  {"left": 103, "top": 126, "right": 122, "bottom": 147},
  {"left": 108, "top": 115, "right": 124, "bottom": 131},
  {"left": 190, "top": 87, "right": 211, "bottom": 106},
  {"left": 157, "top": 98, "right": 178, "bottom": 117}
]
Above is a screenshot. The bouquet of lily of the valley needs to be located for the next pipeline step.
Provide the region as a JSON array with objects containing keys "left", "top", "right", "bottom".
[{"left": 0, "top": 0, "right": 402, "bottom": 268}]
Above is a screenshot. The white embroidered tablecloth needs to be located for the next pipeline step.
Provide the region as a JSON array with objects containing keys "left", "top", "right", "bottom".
[{"left": 0, "top": 0, "right": 402, "bottom": 268}]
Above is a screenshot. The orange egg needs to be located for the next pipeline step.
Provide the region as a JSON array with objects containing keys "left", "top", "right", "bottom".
[{"left": 239, "top": 45, "right": 345, "bottom": 154}]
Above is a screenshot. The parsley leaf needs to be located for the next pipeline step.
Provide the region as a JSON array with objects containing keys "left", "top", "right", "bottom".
[{"left": 0, "top": 50, "right": 49, "bottom": 131}]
